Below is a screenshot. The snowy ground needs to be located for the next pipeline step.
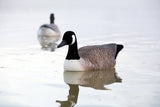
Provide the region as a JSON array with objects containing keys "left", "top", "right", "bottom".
[{"left": 0, "top": 0, "right": 160, "bottom": 107}]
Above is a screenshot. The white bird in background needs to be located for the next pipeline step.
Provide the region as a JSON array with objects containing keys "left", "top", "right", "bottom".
[{"left": 38, "top": 13, "right": 61, "bottom": 51}]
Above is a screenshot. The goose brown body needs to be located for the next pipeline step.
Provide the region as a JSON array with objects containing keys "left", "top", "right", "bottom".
[{"left": 78, "top": 44, "right": 116, "bottom": 71}]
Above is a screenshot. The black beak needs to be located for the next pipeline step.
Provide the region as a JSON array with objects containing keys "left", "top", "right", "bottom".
[{"left": 57, "top": 40, "right": 67, "bottom": 48}]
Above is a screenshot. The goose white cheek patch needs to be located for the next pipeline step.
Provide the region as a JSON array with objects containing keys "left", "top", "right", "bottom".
[{"left": 71, "top": 35, "right": 76, "bottom": 45}]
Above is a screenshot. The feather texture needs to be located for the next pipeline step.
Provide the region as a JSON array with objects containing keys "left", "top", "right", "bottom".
[{"left": 78, "top": 43, "right": 117, "bottom": 71}]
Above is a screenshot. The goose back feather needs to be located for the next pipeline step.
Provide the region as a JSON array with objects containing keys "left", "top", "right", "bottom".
[{"left": 78, "top": 44, "right": 117, "bottom": 71}]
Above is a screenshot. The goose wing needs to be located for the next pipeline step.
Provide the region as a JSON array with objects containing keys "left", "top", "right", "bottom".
[
  {"left": 78, "top": 44, "right": 118, "bottom": 71},
  {"left": 78, "top": 43, "right": 117, "bottom": 65},
  {"left": 40, "top": 24, "right": 60, "bottom": 32}
]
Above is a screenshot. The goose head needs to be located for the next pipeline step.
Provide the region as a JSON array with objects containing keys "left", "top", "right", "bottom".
[
  {"left": 57, "top": 31, "right": 77, "bottom": 48},
  {"left": 57, "top": 31, "right": 80, "bottom": 60}
]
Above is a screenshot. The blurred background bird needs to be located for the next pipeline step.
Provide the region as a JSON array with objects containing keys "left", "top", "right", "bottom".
[{"left": 38, "top": 13, "right": 61, "bottom": 51}]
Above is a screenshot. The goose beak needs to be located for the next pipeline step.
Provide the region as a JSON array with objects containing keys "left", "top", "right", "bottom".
[{"left": 57, "top": 40, "right": 67, "bottom": 48}]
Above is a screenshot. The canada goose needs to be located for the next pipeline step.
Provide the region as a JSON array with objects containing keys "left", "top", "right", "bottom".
[
  {"left": 38, "top": 13, "right": 61, "bottom": 51},
  {"left": 57, "top": 31, "right": 123, "bottom": 71}
]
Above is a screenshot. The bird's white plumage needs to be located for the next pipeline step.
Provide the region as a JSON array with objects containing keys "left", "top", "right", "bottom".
[
  {"left": 38, "top": 27, "right": 59, "bottom": 37},
  {"left": 64, "top": 59, "right": 85, "bottom": 71},
  {"left": 38, "top": 27, "right": 60, "bottom": 46}
]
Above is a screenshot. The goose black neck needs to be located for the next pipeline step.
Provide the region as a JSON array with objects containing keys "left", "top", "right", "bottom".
[
  {"left": 66, "top": 41, "right": 80, "bottom": 60},
  {"left": 50, "top": 14, "right": 54, "bottom": 24}
]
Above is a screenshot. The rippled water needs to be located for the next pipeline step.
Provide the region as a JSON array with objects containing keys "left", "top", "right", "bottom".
[{"left": 0, "top": 0, "right": 160, "bottom": 107}]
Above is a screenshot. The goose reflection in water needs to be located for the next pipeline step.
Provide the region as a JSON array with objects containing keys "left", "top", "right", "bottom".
[{"left": 56, "top": 68, "right": 122, "bottom": 107}]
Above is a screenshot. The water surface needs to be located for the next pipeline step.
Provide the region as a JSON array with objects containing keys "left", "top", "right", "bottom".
[{"left": 0, "top": 0, "right": 160, "bottom": 107}]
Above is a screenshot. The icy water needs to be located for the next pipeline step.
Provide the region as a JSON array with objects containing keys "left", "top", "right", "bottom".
[{"left": 0, "top": 0, "right": 160, "bottom": 107}]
